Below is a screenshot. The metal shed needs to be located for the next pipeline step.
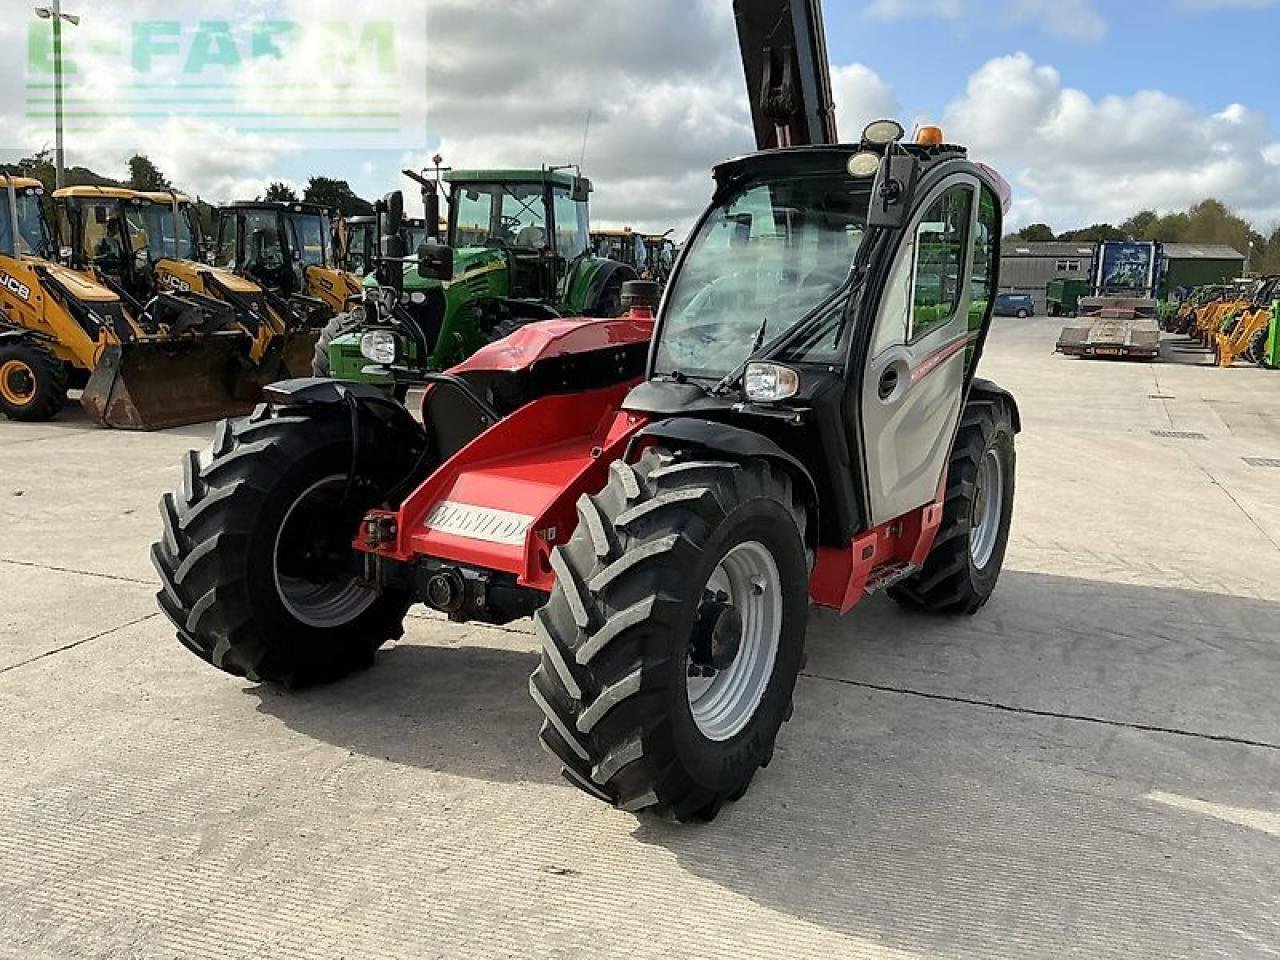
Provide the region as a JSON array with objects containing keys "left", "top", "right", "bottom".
[
  {"left": 998, "top": 242, "right": 1096, "bottom": 312},
  {"left": 1161, "top": 243, "right": 1245, "bottom": 298}
]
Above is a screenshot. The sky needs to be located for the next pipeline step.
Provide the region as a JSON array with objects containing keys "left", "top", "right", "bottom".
[{"left": 3, "top": 0, "right": 1280, "bottom": 237}]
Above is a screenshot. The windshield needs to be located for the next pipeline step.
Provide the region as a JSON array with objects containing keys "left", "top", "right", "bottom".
[
  {"left": 140, "top": 203, "right": 198, "bottom": 260},
  {"left": 285, "top": 212, "right": 329, "bottom": 267},
  {"left": 653, "top": 175, "right": 871, "bottom": 379},
  {"left": 0, "top": 190, "right": 52, "bottom": 258},
  {"left": 452, "top": 182, "right": 549, "bottom": 250}
]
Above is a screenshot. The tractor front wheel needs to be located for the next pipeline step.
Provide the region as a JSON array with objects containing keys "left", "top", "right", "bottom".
[
  {"left": 152, "top": 404, "right": 423, "bottom": 684},
  {"left": 530, "top": 449, "right": 810, "bottom": 821},
  {"left": 311, "top": 312, "right": 361, "bottom": 378},
  {"left": 888, "top": 397, "right": 1016, "bottom": 615},
  {"left": 0, "top": 342, "right": 68, "bottom": 422}
]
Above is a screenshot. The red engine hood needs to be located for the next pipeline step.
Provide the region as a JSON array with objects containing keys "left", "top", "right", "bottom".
[{"left": 448, "top": 314, "right": 654, "bottom": 377}]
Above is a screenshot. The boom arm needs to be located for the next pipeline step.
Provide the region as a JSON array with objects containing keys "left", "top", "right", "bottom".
[{"left": 733, "top": 0, "right": 838, "bottom": 149}]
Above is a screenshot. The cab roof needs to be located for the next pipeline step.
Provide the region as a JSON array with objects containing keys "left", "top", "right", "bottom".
[
  {"left": 1, "top": 175, "right": 44, "bottom": 191},
  {"left": 224, "top": 200, "right": 333, "bottom": 216},
  {"left": 139, "top": 190, "right": 193, "bottom": 205},
  {"left": 53, "top": 185, "right": 138, "bottom": 200},
  {"left": 445, "top": 169, "right": 591, "bottom": 192}
]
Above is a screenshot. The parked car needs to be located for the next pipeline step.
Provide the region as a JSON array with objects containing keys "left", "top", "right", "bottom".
[{"left": 995, "top": 293, "right": 1036, "bottom": 318}]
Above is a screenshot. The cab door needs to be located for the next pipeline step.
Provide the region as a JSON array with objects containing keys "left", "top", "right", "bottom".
[{"left": 858, "top": 174, "right": 980, "bottom": 526}]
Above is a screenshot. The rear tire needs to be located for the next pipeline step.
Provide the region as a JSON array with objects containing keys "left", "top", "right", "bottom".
[
  {"left": 0, "top": 342, "right": 68, "bottom": 422},
  {"left": 152, "top": 403, "right": 424, "bottom": 685},
  {"left": 888, "top": 397, "right": 1015, "bottom": 615},
  {"left": 1016, "top": 309, "right": 1030, "bottom": 319},
  {"left": 530, "top": 448, "right": 810, "bottom": 821},
  {"left": 311, "top": 312, "right": 360, "bottom": 378}
]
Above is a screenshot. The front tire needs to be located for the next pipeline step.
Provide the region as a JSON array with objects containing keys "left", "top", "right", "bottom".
[
  {"left": 311, "top": 312, "right": 360, "bottom": 378},
  {"left": 0, "top": 342, "right": 68, "bottom": 422},
  {"left": 889, "top": 397, "right": 1016, "bottom": 615},
  {"left": 152, "top": 403, "right": 424, "bottom": 685},
  {"left": 530, "top": 449, "right": 810, "bottom": 821}
]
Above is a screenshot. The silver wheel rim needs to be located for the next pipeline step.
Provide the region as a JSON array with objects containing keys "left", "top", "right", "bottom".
[
  {"left": 970, "top": 448, "right": 1004, "bottom": 570},
  {"left": 687, "top": 540, "right": 783, "bottom": 742},
  {"left": 273, "top": 475, "right": 379, "bottom": 629}
]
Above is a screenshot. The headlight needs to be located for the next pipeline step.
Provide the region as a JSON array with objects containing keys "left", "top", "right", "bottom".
[
  {"left": 360, "top": 330, "right": 398, "bottom": 365},
  {"left": 744, "top": 362, "right": 799, "bottom": 403},
  {"left": 410, "top": 291, "right": 426, "bottom": 304}
]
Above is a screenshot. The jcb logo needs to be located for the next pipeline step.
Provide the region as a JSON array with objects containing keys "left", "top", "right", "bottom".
[
  {"left": 0, "top": 272, "right": 31, "bottom": 302},
  {"left": 159, "top": 272, "right": 192, "bottom": 293}
]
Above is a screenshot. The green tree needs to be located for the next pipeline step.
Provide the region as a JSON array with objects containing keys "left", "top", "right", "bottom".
[
  {"left": 1059, "top": 223, "right": 1126, "bottom": 243},
  {"left": 127, "top": 154, "right": 172, "bottom": 191},
  {"left": 1120, "top": 210, "right": 1158, "bottom": 240},
  {"left": 302, "top": 176, "right": 374, "bottom": 216},
  {"left": 1014, "top": 223, "right": 1056, "bottom": 242},
  {"left": 262, "top": 181, "right": 299, "bottom": 203}
]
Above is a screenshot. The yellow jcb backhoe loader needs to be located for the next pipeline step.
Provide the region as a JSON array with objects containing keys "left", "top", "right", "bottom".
[
  {"left": 212, "top": 201, "right": 362, "bottom": 372},
  {"left": 59, "top": 188, "right": 314, "bottom": 387},
  {"left": 0, "top": 176, "right": 252, "bottom": 429}
]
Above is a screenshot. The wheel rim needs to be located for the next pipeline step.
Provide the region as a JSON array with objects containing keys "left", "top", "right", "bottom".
[
  {"left": 272, "top": 475, "right": 379, "bottom": 628},
  {"left": 0, "top": 360, "right": 36, "bottom": 406},
  {"left": 686, "top": 540, "right": 782, "bottom": 742},
  {"left": 969, "top": 447, "right": 1004, "bottom": 570}
]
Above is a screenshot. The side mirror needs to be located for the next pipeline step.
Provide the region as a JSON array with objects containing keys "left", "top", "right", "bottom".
[
  {"left": 417, "top": 242, "right": 453, "bottom": 281},
  {"left": 867, "top": 152, "right": 920, "bottom": 230},
  {"left": 381, "top": 190, "right": 404, "bottom": 237},
  {"left": 571, "top": 177, "right": 591, "bottom": 202}
]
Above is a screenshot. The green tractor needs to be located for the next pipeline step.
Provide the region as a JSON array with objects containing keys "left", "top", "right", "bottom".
[{"left": 318, "top": 167, "right": 638, "bottom": 383}]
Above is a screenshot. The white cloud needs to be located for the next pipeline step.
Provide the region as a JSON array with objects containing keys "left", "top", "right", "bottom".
[
  {"left": 830, "top": 64, "right": 901, "bottom": 136},
  {"left": 943, "top": 53, "right": 1280, "bottom": 230}
]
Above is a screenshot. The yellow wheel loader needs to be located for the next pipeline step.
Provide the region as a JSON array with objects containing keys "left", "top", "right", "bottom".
[{"left": 1216, "top": 276, "right": 1278, "bottom": 367}]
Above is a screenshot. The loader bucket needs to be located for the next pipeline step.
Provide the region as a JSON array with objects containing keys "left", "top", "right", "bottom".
[
  {"left": 278, "top": 328, "right": 322, "bottom": 379},
  {"left": 80, "top": 337, "right": 256, "bottom": 431}
]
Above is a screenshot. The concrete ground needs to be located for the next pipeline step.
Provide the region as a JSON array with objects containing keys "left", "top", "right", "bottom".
[{"left": 1, "top": 317, "right": 1278, "bottom": 960}]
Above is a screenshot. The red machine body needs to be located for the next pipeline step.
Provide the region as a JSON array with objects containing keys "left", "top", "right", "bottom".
[{"left": 357, "top": 307, "right": 947, "bottom": 611}]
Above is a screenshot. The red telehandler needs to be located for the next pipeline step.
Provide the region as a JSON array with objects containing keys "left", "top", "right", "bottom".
[{"left": 153, "top": 0, "right": 1020, "bottom": 820}]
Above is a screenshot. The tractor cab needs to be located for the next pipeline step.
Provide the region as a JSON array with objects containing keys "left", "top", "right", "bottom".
[
  {"left": 592, "top": 228, "right": 647, "bottom": 272},
  {"left": 445, "top": 168, "right": 593, "bottom": 305},
  {"left": 215, "top": 201, "right": 361, "bottom": 315},
  {"left": 643, "top": 234, "right": 677, "bottom": 284}
]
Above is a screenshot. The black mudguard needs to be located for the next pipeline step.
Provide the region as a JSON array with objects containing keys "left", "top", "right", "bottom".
[
  {"left": 634, "top": 417, "right": 821, "bottom": 552},
  {"left": 262, "top": 377, "right": 423, "bottom": 439},
  {"left": 969, "top": 377, "right": 1021, "bottom": 433}
]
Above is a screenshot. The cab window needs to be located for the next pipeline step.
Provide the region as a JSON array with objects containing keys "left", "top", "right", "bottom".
[
  {"left": 215, "top": 215, "right": 238, "bottom": 269},
  {"left": 969, "top": 187, "right": 999, "bottom": 334},
  {"left": 909, "top": 186, "right": 972, "bottom": 342},
  {"left": 552, "top": 190, "right": 589, "bottom": 260}
]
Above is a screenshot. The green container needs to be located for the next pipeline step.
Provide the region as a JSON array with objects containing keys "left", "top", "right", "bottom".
[{"left": 1046, "top": 278, "right": 1088, "bottom": 317}]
